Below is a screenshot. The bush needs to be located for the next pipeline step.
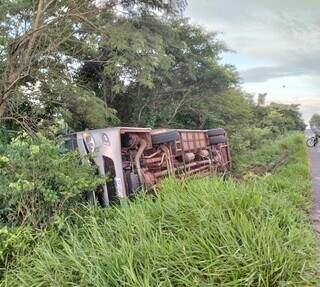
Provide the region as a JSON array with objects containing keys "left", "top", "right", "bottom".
[
  {"left": 0, "top": 226, "right": 34, "bottom": 278},
  {"left": 230, "top": 127, "right": 274, "bottom": 155},
  {"left": 0, "top": 132, "right": 104, "bottom": 229}
]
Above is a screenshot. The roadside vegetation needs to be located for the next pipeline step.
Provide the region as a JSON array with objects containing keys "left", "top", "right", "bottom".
[{"left": 1, "top": 133, "right": 318, "bottom": 286}]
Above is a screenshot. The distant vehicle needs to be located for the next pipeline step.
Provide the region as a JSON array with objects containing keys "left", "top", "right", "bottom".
[
  {"left": 306, "top": 128, "right": 320, "bottom": 148},
  {"left": 64, "top": 127, "right": 231, "bottom": 206}
]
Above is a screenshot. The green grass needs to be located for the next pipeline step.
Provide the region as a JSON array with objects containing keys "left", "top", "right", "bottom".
[{"left": 1, "top": 133, "right": 318, "bottom": 286}]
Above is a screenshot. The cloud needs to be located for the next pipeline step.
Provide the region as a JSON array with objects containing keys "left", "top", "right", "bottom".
[
  {"left": 186, "top": 0, "right": 320, "bottom": 83},
  {"left": 240, "top": 59, "right": 319, "bottom": 83},
  {"left": 241, "top": 66, "right": 299, "bottom": 82},
  {"left": 240, "top": 47, "right": 320, "bottom": 82},
  {"left": 186, "top": 0, "right": 320, "bottom": 122}
]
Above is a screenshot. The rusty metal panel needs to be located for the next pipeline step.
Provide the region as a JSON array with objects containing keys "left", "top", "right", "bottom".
[{"left": 180, "top": 131, "right": 208, "bottom": 152}]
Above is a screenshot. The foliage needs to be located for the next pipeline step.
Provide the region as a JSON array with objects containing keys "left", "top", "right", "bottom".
[
  {"left": 208, "top": 89, "right": 253, "bottom": 133},
  {"left": 230, "top": 126, "right": 273, "bottom": 154},
  {"left": 58, "top": 85, "right": 120, "bottom": 130},
  {"left": 228, "top": 98, "right": 305, "bottom": 154},
  {"left": 0, "top": 127, "right": 10, "bottom": 148},
  {"left": 80, "top": 18, "right": 238, "bottom": 129},
  {"left": 310, "top": 113, "right": 320, "bottom": 130},
  {"left": 257, "top": 92, "right": 267, "bottom": 106},
  {"left": 0, "top": 0, "right": 306, "bottom": 136},
  {"left": 2, "top": 134, "right": 318, "bottom": 286},
  {"left": 253, "top": 102, "right": 306, "bottom": 134},
  {"left": 0, "top": 226, "right": 34, "bottom": 278},
  {"left": 0, "top": 0, "right": 187, "bottom": 131},
  {"left": 0, "top": 133, "right": 104, "bottom": 228}
]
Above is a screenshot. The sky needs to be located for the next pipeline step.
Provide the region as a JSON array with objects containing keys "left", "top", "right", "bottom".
[{"left": 185, "top": 0, "right": 320, "bottom": 123}]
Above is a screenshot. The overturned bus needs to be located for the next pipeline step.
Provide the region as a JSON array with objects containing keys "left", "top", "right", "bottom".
[{"left": 64, "top": 127, "right": 231, "bottom": 206}]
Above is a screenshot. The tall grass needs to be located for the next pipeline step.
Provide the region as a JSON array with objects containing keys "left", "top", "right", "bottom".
[{"left": 1, "top": 133, "right": 318, "bottom": 286}]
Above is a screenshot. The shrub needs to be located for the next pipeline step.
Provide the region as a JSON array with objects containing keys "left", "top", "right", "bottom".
[
  {"left": 0, "top": 132, "right": 104, "bottom": 229},
  {"left": 230, "top": 127, "right": 280, "bottom": 170},
  {"left": 230, "top": 127, "right": 274, "bottom": 155},
  {"left": 0, "top": 226, "right": 34, "bottom": 278}
]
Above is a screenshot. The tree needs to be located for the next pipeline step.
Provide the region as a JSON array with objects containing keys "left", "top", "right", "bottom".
[
  {"left": 253, "top": 100, "right": 305, "bottom": 134},
  {"left": 207, "top": 89, "right": 252, "bottom": 133},
  {"left": 78, "top": 18, "right": 238, "bottom": 129},
  {"left": 0, "top": 0, "right": 187, "bottom": 132},
  {"left": 0, "top": 0, "right": 110, "bottom": 131},
  {"left": 257, "top": 93, "right": 267, "bottom": 106},
  {"left": 310, "top": 113, "right": 320, "bottom": 130}
]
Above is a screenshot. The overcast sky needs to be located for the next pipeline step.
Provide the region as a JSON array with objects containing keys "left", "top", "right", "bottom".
[{"left": 186, "top": 0, "right": 320, "bottom": 122}]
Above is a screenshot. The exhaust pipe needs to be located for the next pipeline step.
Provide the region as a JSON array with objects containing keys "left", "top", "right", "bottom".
[{"left": 135, "top": 138, "right": 147, "bottom": 186}]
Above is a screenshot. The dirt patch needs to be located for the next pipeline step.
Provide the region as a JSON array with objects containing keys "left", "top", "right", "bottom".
[{"left": 234, "top": 151, "right": 289, "bottom": 180}]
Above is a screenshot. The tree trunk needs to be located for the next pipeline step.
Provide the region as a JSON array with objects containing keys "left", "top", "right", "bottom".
[
  {"left": 0, "top": 102, "right": 6, "bottom": 118},
  {"left": 0, "top": 0, "right": 46, "bottom": 118}
]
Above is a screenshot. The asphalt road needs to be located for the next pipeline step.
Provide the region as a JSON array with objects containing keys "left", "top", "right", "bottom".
[{"left": 308, "top": 136, "right": 320, "bottom": 233}]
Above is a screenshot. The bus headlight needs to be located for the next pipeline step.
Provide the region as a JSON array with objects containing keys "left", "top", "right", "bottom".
[{"left": 83, "top": 132, "right": 95, "bottom": 153}]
